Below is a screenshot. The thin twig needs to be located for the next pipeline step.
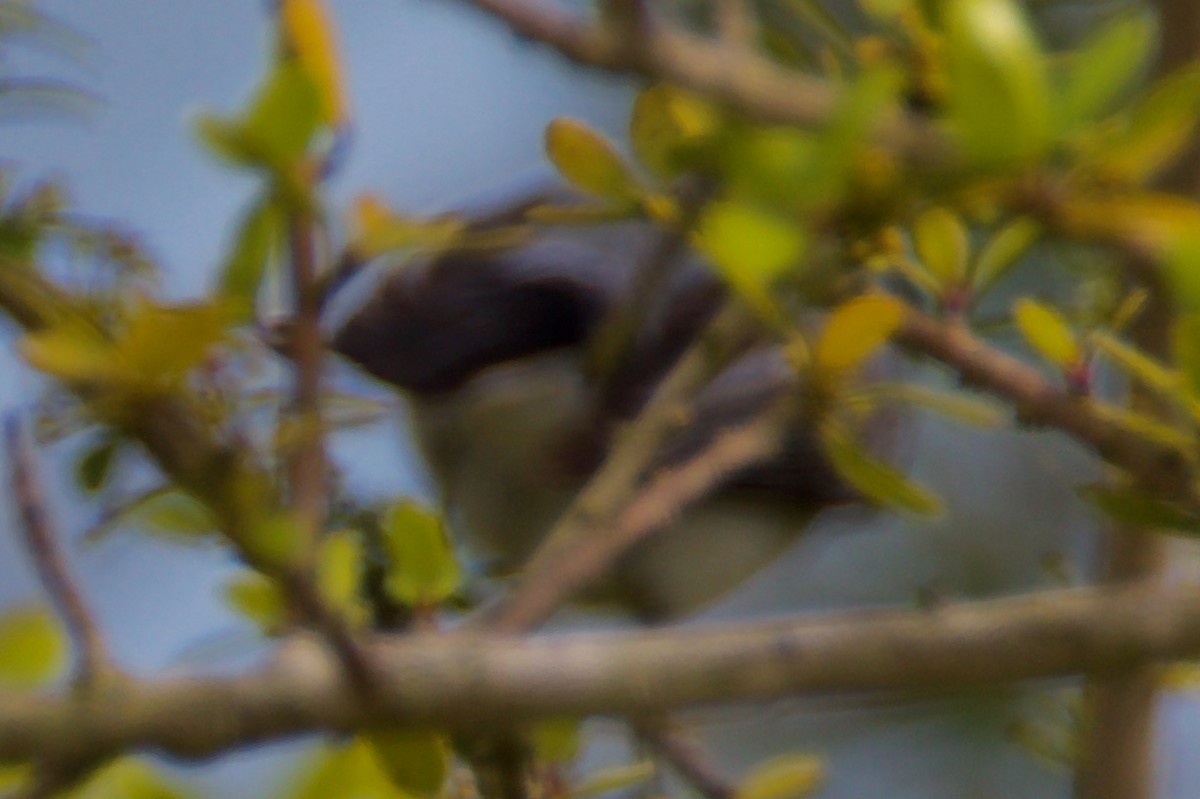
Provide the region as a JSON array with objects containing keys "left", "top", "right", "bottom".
[
  {"left": 481, "top": 301, "right": 761, "bottom": 632},
  {"left": 449, "top": 0, "right": 945, "bottom": 167},
  {"left": 896, "top": 312, "right": 1190, "bottom": 503},
  {"left": 636, "top": 723, "right": 735, "bottom": 799},
  {"left": 284, "top": 213, "right": 329, "bottom": 551},
  {"left": 4, "top": 414, "right": 111, "bottom": 685}
]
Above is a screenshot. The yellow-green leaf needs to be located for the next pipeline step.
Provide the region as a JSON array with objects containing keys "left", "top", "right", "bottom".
[
  {"left": 280, "top": 0, "right": 349, "bottom": 126},
  {"left": 349, "top": 194, "right": 465, "bottom": 259},
  {"left": 242, "top": 513, "right": 305, "bottom": 570},
  {"left": 1079, "top": 484, "right": 1200, "bottom": 536},
  {"left": 0, "top": 762, "right": 31, "bottom": 794},
  {"left": 1057, "top": 10, "right": 1155, "bottom": 132},
  {"left": 736, "top": 754, "right": 826, "bottom": 799},
  {"left": 365, "top": 729, "right": 450, "bottom": 798},
  {"left": 76, "top": 434, "right": 120, "bottom": 494},
  {"left": 317, "top": 529, "right": 366, "bottom": 626},
  {"left": 19, "top": 320, "right": 114, "bottom": 384},
  {"left": 0, "top": 605, "right": 67, "bottom": 689},
  {"left": 72, "top": 758, "right": 193, "bottom": 799},
  {"left": 1013, "top": 298, "right": 1080, "bottom": 367},
  {"left": 1174, "top": 314, "right": 1200, "bottom": 398},
  {"left": 912, "top": 207, "right": 969, "bottom": 286},
  {"left": 694, "top": 201, "right": 807, "bottom": 314},
  {"left": 529, "top": 718, "right": 581, "bottom": 765},
  {"left": 971, "top": 217, "right": 1038, "bottom": 293},
  {"left": 218, "top": 194, "right": 281, "bottom": 321},
  {"left": 1087, "top": 66, "right": 1200, "bottom": 184},
  {"left": 1091, "top": 330, "right": 1180, "bottom": 399},
  {"left": 545, "top": 117, "right": 640, "bottom": 203},
  {"left": 944, "top": 0, "right": 1051, "bottom": 166},
  {"left": 284, "top": 741, "right": 388, "bottom": 799},
  {"left": 573, "top": 762, "right": 656, "bottom": 799},
  {"left": 814, "top": 294, "right": 905, "bottom": 375},
  {"left": 822, "top": 422, "right": 940, "bottom": 514},
  {"left": 224, "top": 573, "right": 287, "bottom": 633},
  {"left": 381, "top": 501, "right": 461, "bottom": 607},
  {"left": 243, "top": 59, "right": 322, "bottom": 166},
  {"left": 114, "top": 301, "right": 227, "bottom": 389},
  {"left": 873, "top": 382, "right": 1006, "bottom": 428},
  {"left": 132, "top": 489, "right": 217, "bottom": 538},
  {"left": 630, "top": 84, "right": 721, "bottom": 177}
]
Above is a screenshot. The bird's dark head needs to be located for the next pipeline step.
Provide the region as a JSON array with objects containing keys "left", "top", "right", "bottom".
[{"left": 330, "top": 243, "right": 609, "bottom": 395}]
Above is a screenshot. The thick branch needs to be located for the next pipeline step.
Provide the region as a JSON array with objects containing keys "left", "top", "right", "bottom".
[{"left": 0, "top": 584, "right": 1197, "bottom": 765}]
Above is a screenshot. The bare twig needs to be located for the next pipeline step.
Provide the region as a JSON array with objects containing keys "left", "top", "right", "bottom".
[
  {"left": 4, "top": 414, "right": 110, "bottom": 685},
  {"left": 636, "top": 723, "right": 735, "bottom": 799},
  {"left": 896, "top": 312, "right": 1190, "bottom": 502},
  {"left": 482, "top": 301, "right": 761, "bottom": 632},
  {"left": 449, "top": 0, "right": 946, "bottom": 166},
  {"left": 284, "top": 213, "right": 329, "bottom": 551}
]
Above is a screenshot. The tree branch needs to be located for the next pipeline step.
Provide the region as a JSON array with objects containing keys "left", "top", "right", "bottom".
[
  {"left": 897, "top": 311, "right": 1189, "bottom": 501},
  {"left": 0, "top": 583, "right": 1197, "bottom": 766},
  {"left": 4, "top": 414, "right": 111, "bottom": 685},
  {"left": 448, "top": 0, "right": 946, "bottom": 166}
]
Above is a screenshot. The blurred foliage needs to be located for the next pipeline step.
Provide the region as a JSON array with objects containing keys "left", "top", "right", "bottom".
[{"left": 4, "top": 0, "right": 1200, "bottom": 796}]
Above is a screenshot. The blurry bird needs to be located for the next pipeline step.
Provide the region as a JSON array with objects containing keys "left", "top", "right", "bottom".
[{"left": 329, "top": 186, "right": 887, "bottom": 620}]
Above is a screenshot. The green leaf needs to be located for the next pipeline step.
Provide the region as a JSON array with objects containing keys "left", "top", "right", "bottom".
[
  {"left": 316, "top": 529, "right": 366, "bottom": 626},
  {"left": 1089, "top": 66, "right": 1200, "bottom": 184},
  {"left": 873, "top": 382, "right": 1006, "bottom": 428},
  {"left": 1013, "top": 299, "right": 1080, "bottom": 367},
  {"left": 544, "top": 117, "right": 640, "bottom": 203},
  {"left": 224, "top": 573, "right": 287, "bottom": 633},
  {"left": 822, "top": 422, "right": 940, "bottom": 515},
  {"left": 19, "top": 320, "right": 114, "bottom": 384},
  {"left": 0, "top": 605, "right": 67, "bottom": 689},
  {"left": 131, "top": 489, "right": 217, "bottom": 538},
  {"left": 194, "top": 59, "right": 322, "bottom": 172},
  {"left": 75, "top": 434, "right": 120, "bottom": 494},
  {"left": 365, "top": 729, "right": 450, "bottom": 798},
  {"left": 1091, "top": 330, "right": 1180, "bottom": 399},
  {"left": 1079, "top": 484, "right": 1200, "bottom": 535},
  {"left": 970, "top": 217, "right": 1038, "bottom": 294},
  {"left": 912, "top": 207, "right": 969, "bottom": 286},
  {"left": 630, "top": 84, "right": 720, "bottom": 177},
  {"left": 694, "top": 201, "right": 807, "bottom": 313},
  {"left": 242, "top": 59, "right": 323, "bottom": 165},
  {"left": 242, "top": 513, "right": 305, "bottom": 570},
  {"left": 814, "top": 294, "right": 905, "bottom": 376},
  {"left": 1057, "top": 10, "right": 1155, "bottom": 132},
  {"left": 115, "top": 300, "right": 228, "bottom": 390},
  {"left": 72, "top": 758, "right": 194, "bottom": 799},
  {"left": 218, "top": 194, "right": 281, "bottom": 321},
  {"left": 285, "top": 740, "right": 401, "bottom": 799},
  {"left": 280, "top": 0, "right": 349, "bottom": 127},
  {"left": 1173, "top": 314, "right": 1200, "bottom": 398},
  {"left": 529, "top": 718, "right": 581, "bottom": 765},
  {"left": 381, "top": 501, "right": 461, "bottom": 608},
  {"left": 573, "top": 762, "right": 656, "bottom": 799},
  {"left": 350, "top": 194, "right": 465, "bottom": 259},
  {"left": 736, "top": 754, "right": 826, "bottom": 799},
  {"left": 944, "top": 0, "right": 1051, "bottom": 166},
  {"left": 194, "top": 113, "right": 259, "bottom": 167}
]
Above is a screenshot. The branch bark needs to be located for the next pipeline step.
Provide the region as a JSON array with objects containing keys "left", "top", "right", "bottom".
[{"left": 0, "top": 583, "right": 1198, "bottom": 767}]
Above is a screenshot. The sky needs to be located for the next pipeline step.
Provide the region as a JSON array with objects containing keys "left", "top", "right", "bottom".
[{"left": 0, "top": 2, "right": 1198, "bottom": 798}]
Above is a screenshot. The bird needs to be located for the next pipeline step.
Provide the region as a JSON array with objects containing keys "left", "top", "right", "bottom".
[{"left": 329, "top": 185, "right": 891, "bottom": 621}]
